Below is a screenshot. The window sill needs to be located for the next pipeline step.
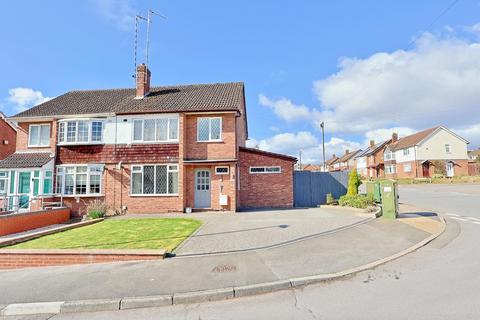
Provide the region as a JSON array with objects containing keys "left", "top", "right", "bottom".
[
  {"left": 131, "top": 141, "right": 179, "bottom": 145},
  {"left": 196, "top": 140, "right": 223, "bottom": 143},
  {"left": 58, "top": 142, "right": 105, "bottom": 146},
  {"left": 27, "top": 145, "right": 51, "bottom": 148},
  {"left": 129, "top": 194, "right": 179, "bottom": 197},
  {"left": 60, "top": 194, "right": 105, "bottom": 198}
]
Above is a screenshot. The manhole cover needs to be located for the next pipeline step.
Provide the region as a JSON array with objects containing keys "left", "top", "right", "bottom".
[{"left": 212, "top": 264, "right": 237, "bottom": 273}]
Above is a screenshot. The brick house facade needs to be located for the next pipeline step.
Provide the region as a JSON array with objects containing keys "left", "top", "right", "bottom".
[
  {"left": 0, "top": 112, "right": 17, "bottom": 160},
  {"left": 384, "top": 126, "right": 469, "bottom": 179},
  {"left": 2, "top": 65, "right": 296, "bottom": 215}
]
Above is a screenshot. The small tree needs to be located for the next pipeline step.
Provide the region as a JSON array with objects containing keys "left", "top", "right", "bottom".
[{"left": 347, "top": 169, "right": 362, "bottom": 196}]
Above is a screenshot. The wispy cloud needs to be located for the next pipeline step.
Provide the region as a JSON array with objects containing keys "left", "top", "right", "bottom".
[
  {"left": 7, "top": 88, "right": 53, "bottom": 113},
  {"left": 90, "top": 0, "right": 137, "bottom": 31}
]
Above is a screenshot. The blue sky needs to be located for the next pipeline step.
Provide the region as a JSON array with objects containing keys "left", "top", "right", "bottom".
[{"left": 1, "top": 0, "right": 480, "bottom": 162}]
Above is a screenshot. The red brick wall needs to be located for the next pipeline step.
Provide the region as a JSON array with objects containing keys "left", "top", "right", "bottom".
[
  {"left": 0, "top": 207, "right": 70, "bottom": 236},
  {"left": 238, "top": 149, "right": 294, "bottom": 209},
  {"left": 0, "top": 250, "right": 164, "bottom": 269},
  {"left": 184, "top": 114, "right": 236, "bottom": 160},
  {"left": 0, "top": 119, "right": 16, "bottom": 160}
]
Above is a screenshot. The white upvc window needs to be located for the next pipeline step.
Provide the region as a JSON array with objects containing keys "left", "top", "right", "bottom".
[
  {"left": 130, "top": 164, "right": 179, "bottom": 196},
  {"left": 132, "top": 117, "right": 179, "bottom": 143},
  {"left": 445, "top": 144, "right": 451, "bottom": 154},
  {"left": 403, "top": 163, "right": 412, "bottom": 173},
  {"left": 403, "top": 148, "right": 410, "bottom": 156},
  {"left": 384, "top": 150, "right": 395, "bottom": 161},
  {"left": 197, "top": 117, "right": 222, "bottom": 142},
  {"left": 385, "top": 165, "right": 396, "bottom": 174},
  {"left": 0, "top": 171, "right": 8, "bottom": 194},
  {"left": 249, "top": 166, "right": 282, "bottom": 174},
  {"left": 28, "top": 124, "right": 51, "bottom": 147},
  {"left": 215, "top": 166, "right": 229, "bottom": 175},
  {"left": 55, "top": 164, "right": 104, "bottom": 196},
  {"left": 57, "top": 120, "right": 104, "bottom": 145}
]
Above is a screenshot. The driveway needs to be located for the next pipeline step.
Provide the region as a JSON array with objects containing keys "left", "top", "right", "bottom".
[{"left": 171, "top": 208, "right": 369, "bottom": 255}]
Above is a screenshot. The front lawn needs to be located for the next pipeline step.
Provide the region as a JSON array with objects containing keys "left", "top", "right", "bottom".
[{"left": 8, "top": 218, "right": 202, "bottom": 252}]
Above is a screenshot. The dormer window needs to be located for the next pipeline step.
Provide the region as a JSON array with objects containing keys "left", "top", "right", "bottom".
[
  {"left": 57, "top": 120, "right": 104, "bottom": 145},
  {"left": 28, "top": 124, "right": 50, "bottom": 147}
]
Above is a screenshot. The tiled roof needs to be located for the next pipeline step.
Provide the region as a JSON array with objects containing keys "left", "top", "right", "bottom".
[
  {"left": 0, "top": 152, "right": 53, "bottom": 168},
  {"left": 326, "top": 156, "right": 339, "bottom": 166},
  {"left": 388, "top": 127, "right": 439, "bottom": 151},
  {"left": 336, "top": 149, "right": 362, "bottom": 163},
  {"left": 239, "top": 147, "right": 297, "bottom": 162},
  {"left": 13, "top": 82, "right": 245, "bottom": 118}
]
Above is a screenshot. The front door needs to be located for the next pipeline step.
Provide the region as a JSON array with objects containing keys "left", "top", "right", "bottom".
[
  {"left": 195, "top": 169, "right": 211, "bottom": 208},
  {"left": 446, "top": 162, "right": 454, "bottom": 177},
  {"left": 422, "top": 162, "right": 430, "bottom": 178},
  {"left": 17, "top": 171, "right": 32, "bottom": 210}
]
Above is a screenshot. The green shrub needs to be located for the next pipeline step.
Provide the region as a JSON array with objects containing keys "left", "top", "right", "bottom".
[
  {"left": 338, "top": 194, "right": 375, "bottom": 209},
  {"left": 347, "top": 169, "right": 362, "bottom": 196},
  {"left": 86, "top": 199, "right": 109, "bottom": 219},
  {"left": 326, "top": 193, "right": 334, "bottom": 205}
]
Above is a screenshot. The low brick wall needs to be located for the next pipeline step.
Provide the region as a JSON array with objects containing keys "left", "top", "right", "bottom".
[
  {"left": 0, "top": 207, "right": 71, "bottom": 237},
  {"left": 0, "top": 249, "right": 165, "bottom": 269}
]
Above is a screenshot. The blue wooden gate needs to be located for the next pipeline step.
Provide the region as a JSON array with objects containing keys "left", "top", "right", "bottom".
[{"left": 293, "top": 171, "right": 349, "bottom": 207}]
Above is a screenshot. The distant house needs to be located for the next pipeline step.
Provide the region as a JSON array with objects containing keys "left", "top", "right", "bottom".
[
  {"left": 355, "top": 135, "right": 395, "bottom": 178},
  {"left": 468, "top": 149, "right": 480, "bottom": 162},
  {"left": 326, "top": 154, "right": 339, "bottom": 172},
  {"left": 384, "top": 126, "right": 469, "bottom": 178},
  {"left": 334, "top": 149, "right": 362, "bottom": 171},
  {"left": 298, "top": 164, "right": 323, "bottom": 172},
  {"left": 0, "top": 112, "right": 17, "bottom": 160}
]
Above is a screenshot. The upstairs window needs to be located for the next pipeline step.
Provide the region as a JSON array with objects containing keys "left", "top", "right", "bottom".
[
  {"left": 445, "top": 144, "right": 451, "bottom": 153},
  {"left": 29, "top": 124, "right": 50, "bottom": 147},
  {"left": 58, "top": 120, "right": 104, "bottom": 144},
  {"left": 403, "top": 148, "right": 410, "bottom": 156},
  {"left": 197, "top": 117, "right": 222, "bottom": 142},
  {"left": 0, "top": 171, "right": 7, "bottom": 194},
  {"left": 133, "top": 118, "right": 179, "bottom": 143},
  {"left": 384, "top": 150, "right": 395, "bottom": 161}
]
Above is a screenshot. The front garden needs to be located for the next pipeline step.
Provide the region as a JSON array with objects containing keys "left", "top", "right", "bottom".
[{"left": 8, "top": 218, "right": 202, "bottom": 252}]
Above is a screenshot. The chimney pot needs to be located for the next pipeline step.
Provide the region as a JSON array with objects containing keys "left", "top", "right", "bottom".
[
  {"left": 345, "top": 149, "right": 349, "bottom": 155},
  {"left": 136, "top": 63, "right": 151, "bottom": 98},
  {"left": 369, "top": 140, "right": 375, "bottom": 147},
  {"left": 392, "top": 132, "right": 398, "bottom": 142}
]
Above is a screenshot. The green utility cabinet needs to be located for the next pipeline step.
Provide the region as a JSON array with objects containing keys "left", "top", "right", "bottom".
[
  {"left": 366, "top": 181, "right": 381, "bottom": 203},
  {"left": 379, "top": 179, "right": 399, "bottom": 219}
]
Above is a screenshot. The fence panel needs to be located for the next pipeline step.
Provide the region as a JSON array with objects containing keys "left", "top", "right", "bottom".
[{"left": 294, "top": 171, "right": 349, "bottom": 207}]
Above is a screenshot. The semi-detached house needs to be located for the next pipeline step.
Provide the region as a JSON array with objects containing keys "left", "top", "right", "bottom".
[{"left": 1, "top": 65, "right": 296, "bottom": 215}]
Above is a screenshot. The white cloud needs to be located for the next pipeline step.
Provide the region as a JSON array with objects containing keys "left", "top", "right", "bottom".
[
  {"left": 7, "top": 88, "right": 52, "bottom": 112},
  {"left": 313, "top": 31, "right": 480, "bottom": 134},
  {"left": 247, "top": 132, "right": 361, "bottom": 164},
  {"left": 90, "top": 0, "right": 136, "bottom": 31},
  {"left": 454, "top": 123, "right": 480, "bottom": 148},
  {"left": 363, "top": 126, "right": 417, "bottom": 146},
  {"left": 259, "top": 94, "right": 316, "bottom": 122}
]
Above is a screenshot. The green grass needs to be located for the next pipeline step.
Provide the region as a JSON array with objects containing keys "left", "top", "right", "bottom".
[{"left": 8, "top": 218, "right": 202, "bottom": 252}]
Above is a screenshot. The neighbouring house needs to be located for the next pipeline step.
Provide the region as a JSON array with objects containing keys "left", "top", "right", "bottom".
[
  {"left": 0, "top": 112, "right": 18, "bottom": 160},
  {"left": 467, "top": 148, "right": 480, "bottom": 176},
  {"left": 1, "top": 64, "right": 296, "bottom": 215},
  {"left": 468, "top": 148, "right": 480, "bottom": 162},
  {"left": 384, "top": 126, "right": 469, "bottom": 179},
  {"left": 298, "top": 164, "right": 323, "bottom": 172},
  {"left": 326, "top": 154, "right": 339, "bottom": 172},
  {"left": 334, "top": 149, "right": 362, "bottom": 171},
  {"left": 355, "top": 136, "right": 394, "bottom": 178}
]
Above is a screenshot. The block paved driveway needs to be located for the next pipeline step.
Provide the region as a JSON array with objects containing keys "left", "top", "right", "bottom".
[{"left": 116, "top": 208, "right": 369, "bottom": 255}]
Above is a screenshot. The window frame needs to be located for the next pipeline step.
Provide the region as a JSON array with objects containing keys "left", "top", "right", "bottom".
[
  {"left": 130, "top": 164, "right": 179, "bottom": 196},
  {"left": 197, "top": 117, "right": 222, "bottom": 142},
  {"left": 403, "top": 148, "right": 410, "bottom": 156},
  {"left": 385, "top": 164, "right": 396, "bottom": 174},
  {"left": 0, "top": 171, "right": 8, "bottom": 194},
  {"left": 28, "top": 124, "right": 51, "bottom": 147},
  {"left": 131, "top": 117, "right": 179, "bottom": 144},
  {"left": 249, "top": 166, "right": 282, "bottom": 174},
  {"left": 445, "top": 143, "right": 451, "bottom": 154},
  {"left": 403, "top": 163, "right": 412, "bottom": 173},
  {"left": 57, "top": 119, "right": 105, "bottom": 145},
  {"left": 55, "top": 164, "right": 104, "bottom": 196},
  {"left": 215, "top": 166, "right": 230, "bottom": 175}
]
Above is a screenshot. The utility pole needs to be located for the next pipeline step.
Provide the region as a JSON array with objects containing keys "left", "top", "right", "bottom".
[
  {"left": 320, "top": 122, "right": 326, "bottom": 171},
  {"left": 298, "top": 149, "right": 302, "bottom": 170}
]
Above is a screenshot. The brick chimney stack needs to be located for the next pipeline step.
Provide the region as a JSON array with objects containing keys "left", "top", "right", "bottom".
[
  {"left": 369, "top": 140, "right": 375, "bottom": 147},
  {"left": 332, "top": 153, "right": 336, "bottom": 158},
  {"left": 345, "top": 149, "right": 349, "bottom": 155},
  {"left": 136, "top": 63, "right": 151, "bottom": 98},
  {"left": 392, "top": 132, "right": 398, "bottom": 142}
]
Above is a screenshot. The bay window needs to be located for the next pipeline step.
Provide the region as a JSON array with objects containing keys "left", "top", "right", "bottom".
[
  {"left": 0, "top": 171, "right": 8, "bottom": 194},
  {"left": 58, "top": 120, "right": 104, "bottom": 144},
  {"left": 132, "top": 117, "right": 179, "bottom": 143},
  {"left": 29, "top": 124, "right": 51, "bottom": 147},
  {"left": 131, "top": 164, "right": 178, "bottom": 195},
  {"left": 56, "top": 165, "right": 103, "bottom": 196}
]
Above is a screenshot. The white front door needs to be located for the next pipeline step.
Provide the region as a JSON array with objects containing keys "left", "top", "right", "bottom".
[
  {"left": 195, "top": 169, "right": 211, "bottom": 208},
  {"left": 446, "top": 162, "right": 454, "bottom": 177}
]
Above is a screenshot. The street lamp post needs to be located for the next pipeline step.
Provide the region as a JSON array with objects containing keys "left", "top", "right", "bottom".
[{"left": 320, "top": 122, "right": 326, "bottom": 171}]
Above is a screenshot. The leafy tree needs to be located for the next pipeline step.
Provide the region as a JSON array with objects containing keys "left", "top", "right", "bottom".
[{"left": 347, "top": 169, "right": 362, "bottom": 196}]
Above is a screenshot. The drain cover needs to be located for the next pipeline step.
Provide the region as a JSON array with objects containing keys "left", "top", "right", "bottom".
[{"left": 212, "top": 264, "right": 237, "bottom": 273}]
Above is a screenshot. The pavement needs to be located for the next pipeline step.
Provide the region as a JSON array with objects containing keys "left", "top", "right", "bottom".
[{"left": 0, "top": 204, "right": 444, "bottom": 318}]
